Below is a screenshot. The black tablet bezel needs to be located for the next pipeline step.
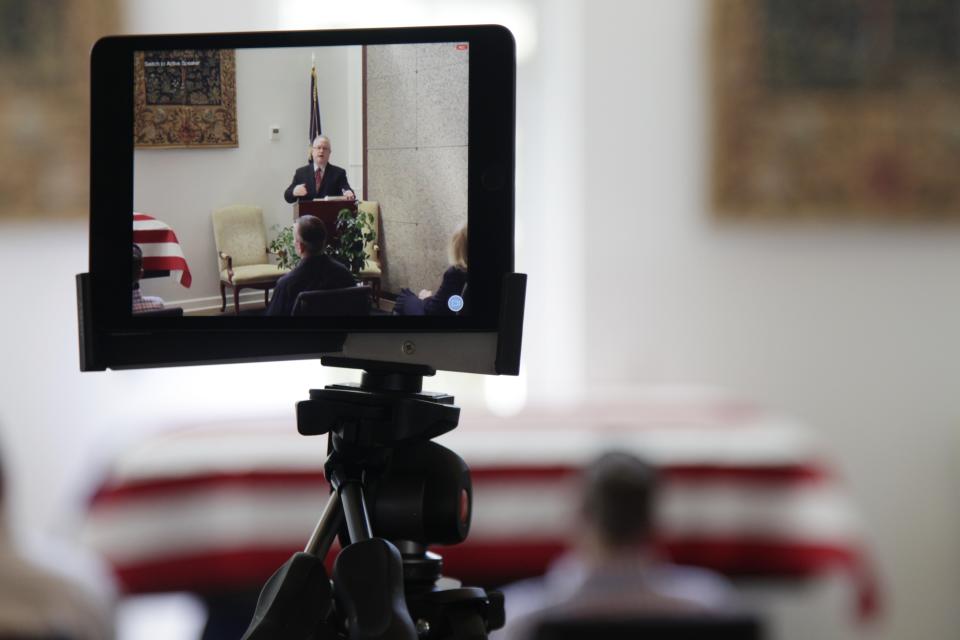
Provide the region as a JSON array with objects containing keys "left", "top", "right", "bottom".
[{"left": 89, "top": 25, "right": 515, "bottom": 336}]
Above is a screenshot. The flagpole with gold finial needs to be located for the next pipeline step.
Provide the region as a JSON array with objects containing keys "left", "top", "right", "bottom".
[{"left": 309, "top": 52, "right": 321, "bottom": 145}]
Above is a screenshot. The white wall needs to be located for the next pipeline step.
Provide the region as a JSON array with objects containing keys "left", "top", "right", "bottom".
[
  {"left": 581, "top": 2, "right": 960, "bottom": 640},
  {"left": 123, "top": 0, "right": 282, "bottom": 34},
  {"left": 514, "top": 0, "right": 585, "bottom": 404},
  {"left": 134, "top": 46, "right": 361, "bottom": 307}
]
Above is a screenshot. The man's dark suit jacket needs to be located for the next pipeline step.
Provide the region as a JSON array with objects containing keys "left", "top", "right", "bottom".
[
  {"left": 283, "top": 162, "right": 353, "bottom": 203},
  {"left": 265, "top": 254, "right": 356, "bottom": 316}
]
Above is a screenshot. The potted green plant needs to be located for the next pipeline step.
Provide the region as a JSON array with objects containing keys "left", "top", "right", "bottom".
[
  {"left": 268, "top": 208, "right": 375, "bottom": 275},
  {"left": 328, "top": 207, "right": 376, "bottom": 275},
  {"left": 268, "top": 224, "right": 299, "bottom": 270}
]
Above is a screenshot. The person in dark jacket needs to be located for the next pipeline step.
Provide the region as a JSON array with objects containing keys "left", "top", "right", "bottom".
[
  {"left": 493, "top": 452, "right": 738, "bottom": 640},
  {"left": 265, "top": 215, "right": 356, "bottom": 316},
  {"left": 394, "top": 224, "right": 468, "bottom": 316},
  {"left": 283, "top": 135, "right": 355, "bottom": 203}
]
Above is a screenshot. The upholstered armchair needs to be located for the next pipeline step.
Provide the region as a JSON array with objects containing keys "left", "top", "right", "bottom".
[
  {"left": 357, "top": 200, "right": 383, "bottom": 303},
  {"left": 211, "top": 205, "right": 288, "bottom": 314}
]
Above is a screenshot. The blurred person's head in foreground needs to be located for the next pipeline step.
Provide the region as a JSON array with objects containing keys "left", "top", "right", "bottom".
[
  {"left": 577, "top": 451, "right": 658, "bottom": 563},
  {"left": 0, "top": 433, "right": 113, "bottom": 639},
  {"left": 495, "top": 451, "right": 739, "bottom": 640}
]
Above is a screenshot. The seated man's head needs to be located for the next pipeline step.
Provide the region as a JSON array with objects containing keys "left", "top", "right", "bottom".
[
  {"left": 578, "top": 451, "right": 658, "bottom": 561},
  {"left": 295, "top": 215, "right": 328, "bottom": 258},
  {"left": 132, "top": 243, "right": 144, "bottom": 285}
]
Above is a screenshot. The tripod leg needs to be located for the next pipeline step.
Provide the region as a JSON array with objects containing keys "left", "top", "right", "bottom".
[
  {"left": 241, "top": 492, "right": 344, "bottom": 640},
  {"left": 306, "top": 487, "right": 344, "bottom": 557},
  {"left": 241, "top": 552, "right": 335, "bottom": 640},
  {"left": 334, "top": 475, "right": 417, "bottom": 639},
  {"left": 333, "top": 538, "right": 418, "bottom": 640},
  {"left": 340, "top": 482, "right": 373, "bottom": 542}
]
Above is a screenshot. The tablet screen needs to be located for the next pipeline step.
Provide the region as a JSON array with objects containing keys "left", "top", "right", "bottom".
[{"left": 131, "top": 42, "right": 470, "bottom": 319}]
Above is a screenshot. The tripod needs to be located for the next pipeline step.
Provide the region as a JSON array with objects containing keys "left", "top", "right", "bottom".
[{"left": 242, "top": 361, "right": 505, "bottom": 640}]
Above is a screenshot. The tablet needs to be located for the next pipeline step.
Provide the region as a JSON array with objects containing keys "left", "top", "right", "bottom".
[{"left": 78, "top": 25, "right": 523, "bottom": 374}]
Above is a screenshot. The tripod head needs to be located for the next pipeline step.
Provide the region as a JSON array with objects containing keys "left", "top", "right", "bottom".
[
  {"left": 299, "top": 358, "right": 471, "bottom": 547},
  {"left": 243, "top": 358, "right": 505, "bottom": 640},
  {"left": 298, "top": 359, "right": 459, "bottom": 447}
]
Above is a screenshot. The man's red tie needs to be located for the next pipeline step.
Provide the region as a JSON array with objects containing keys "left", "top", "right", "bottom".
[{"left": 315, "top": 167, "right": 323, "bottom": 193}]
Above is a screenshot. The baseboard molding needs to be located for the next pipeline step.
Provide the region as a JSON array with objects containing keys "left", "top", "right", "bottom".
[
  {"left": 168, "top": 290, "right": 395, "bottom": 315},
  {"left": 166, "top": 291, "right": 268, "bottom": 315}
]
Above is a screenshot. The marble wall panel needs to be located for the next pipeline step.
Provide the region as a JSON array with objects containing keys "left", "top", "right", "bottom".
[
  {"left": 366, "top": 44, "right": 417, "bottom": 80},
  {"left": 414, "top": 146, "right": 468, "bottom": 233},
  {"left": 367, "top": 148, "right": 418, "bottom": 219},
  {"left": 368, "top": 146, "right": 467, "bottom": 291},
  {"left": 417, "top": 63, "right": 468, "bottom": 148},
  {"left": 366, "top": 73, "right": 417, "bottom": 149},
  {"left": 365, "top": 42, "right": 468, "bottom": 296},
  {"left": 416, "top": 42, "right": 469, "bottom": 72},
  {"left": 377, "top": 217, "right": 447, "bottom": 293}
]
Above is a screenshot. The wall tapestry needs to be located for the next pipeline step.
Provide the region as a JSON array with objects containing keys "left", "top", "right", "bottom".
[
  {"left": 713, "top": 0, "right": 960, "bottom": 220},
  {"left": 0, "top": 0, "right": 117, "bottom": 218},
  {"left": 134, "top": 49, "right": 238, "bottom": 148}
]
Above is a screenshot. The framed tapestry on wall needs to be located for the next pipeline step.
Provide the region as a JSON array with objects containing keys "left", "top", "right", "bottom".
[
  {"left": 0, "top": 0, "right": 117, "bottom": 218},
  {"left": 134, "top": 49, "right": 238, "bottom": 148},
  {"left": 712, "top": 0, "right": 960, "bottom": 220}
]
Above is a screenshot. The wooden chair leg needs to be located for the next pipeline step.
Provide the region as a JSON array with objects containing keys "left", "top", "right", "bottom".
[
  {"left": 220, "top": 283, "right": 227, "bottom": 312},
  {"left": 264, "top": 289, "right": 269, "bottom": 307},
  {"left": 233, "top": 287, "right": 241, "bottom": 315}
]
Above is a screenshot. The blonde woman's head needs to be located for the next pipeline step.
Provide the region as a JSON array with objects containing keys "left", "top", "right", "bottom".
[{"left": 449, "top": 224, "right": 468, "bottom": 271}]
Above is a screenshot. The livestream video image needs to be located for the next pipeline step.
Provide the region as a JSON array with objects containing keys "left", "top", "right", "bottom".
[{"left": 132, "top": 42, "right": 469, "bottom": 317}]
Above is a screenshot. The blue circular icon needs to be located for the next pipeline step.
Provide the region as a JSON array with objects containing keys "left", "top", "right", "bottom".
[{"left": 447, "top": 295, "right": 464, "bottom": 312}]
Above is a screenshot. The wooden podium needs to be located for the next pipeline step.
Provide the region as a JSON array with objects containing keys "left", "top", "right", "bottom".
[{"left": 293, "top": 199, "right": 358, "bottom": 245}]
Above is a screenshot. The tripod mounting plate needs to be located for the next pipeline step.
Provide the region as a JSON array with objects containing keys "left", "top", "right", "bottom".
[{"left": 296, "top": 385, "right": 460, "bottom": 447}]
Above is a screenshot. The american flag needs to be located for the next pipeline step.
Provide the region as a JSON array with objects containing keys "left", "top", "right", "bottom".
[
  {"left": 309, "top": 63, "right": 321, "bottom": 143},
  {"left": 133, "top": 212, "right": 192, "bottom": 287},
  {"left": 86, "top": 406, "right": 880, "bottom": 621}
]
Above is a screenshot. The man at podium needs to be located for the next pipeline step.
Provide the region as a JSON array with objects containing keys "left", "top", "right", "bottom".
[{"left": 283, "top": 134, "right": 355, "bottom": 203}]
